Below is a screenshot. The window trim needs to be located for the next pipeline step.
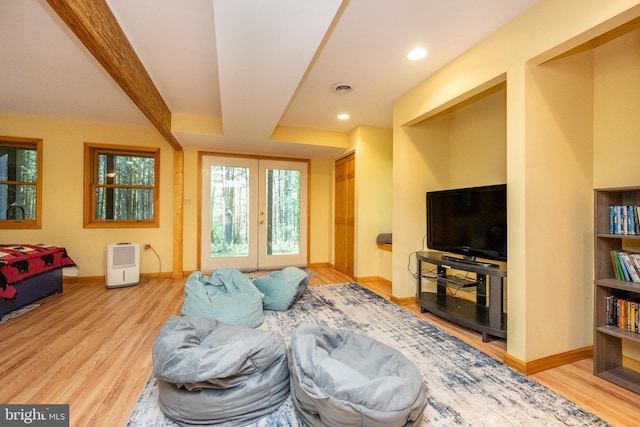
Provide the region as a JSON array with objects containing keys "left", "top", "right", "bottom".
[
  {"left": 0, "top": 136, "right": 42, "bottom": 229},
  {"left": 83, "top": 142, "right": 160, "bottom": 228}
]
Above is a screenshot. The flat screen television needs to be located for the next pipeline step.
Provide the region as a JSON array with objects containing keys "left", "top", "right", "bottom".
[{"left": 426, "top": 184, "right": 507, "bottom": 265}]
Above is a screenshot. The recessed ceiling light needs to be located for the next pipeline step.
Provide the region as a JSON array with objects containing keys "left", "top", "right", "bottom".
[
  {"left": 337, "top": 113, "right": 350, "bottom": 120},
  {"left": 408, "top": 47, "right": 427, "bottom": 61}
]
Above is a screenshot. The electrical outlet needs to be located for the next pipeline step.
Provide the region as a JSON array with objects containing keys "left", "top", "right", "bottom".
[{"left": 144, "top": 244, "right": 151, "bottom": 251}]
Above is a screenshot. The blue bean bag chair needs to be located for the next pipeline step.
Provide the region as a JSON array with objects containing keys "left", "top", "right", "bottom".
[
  {"left": 153, "top": 316, "right": 290, "bottom": 426},
  {"left": 181, "top": 268, "right": 264, "bottom": 328},
  {"left": 251, "top": 266, "right": 309, "bottom": 311},
  {"left": 288, "top": 323, "right": 428, "bottom": 427}
]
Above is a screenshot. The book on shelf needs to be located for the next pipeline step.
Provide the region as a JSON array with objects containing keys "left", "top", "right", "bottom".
[
  {"left": 606, "top": 296, "right": 640, "bottom": 333},
  {"left": 610, "top": 250, "right": 640, "bottom": 283},
  {"left": 609, "top": 205, "right": 640, "bottom": 235}
]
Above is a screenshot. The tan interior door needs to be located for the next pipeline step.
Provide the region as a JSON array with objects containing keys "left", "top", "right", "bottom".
[{"left": 334, "top": 153, "right": 355, "bottom": 277}]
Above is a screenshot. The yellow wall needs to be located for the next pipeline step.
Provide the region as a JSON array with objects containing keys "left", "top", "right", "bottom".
[
  {"left": 447, "top": 84, "right": 507, "bottom": 189},
  {"left": 352, "top": 126, "right": 393, "bottom": 279},
  {"left": 524, "top": 48, "right": 595, "bottom": 357},
  {"left": 181, "top": 147, "right": 200, "bottom": 273},
  {"left": 308, "top": 157, "right": 334, "bottom": 265},
  {"left": 0, "top": 117, "right": 342, "bottom": 278},
  {"left": 322, "top": 125, "right": 393, "bottom": 280},
  {"left": 394, "top": 83, "right": 507, "bottom": 289},
  {"left": 392, "top": 113, "right": 450, "bottom": 285},
  {"left": 593, "top": 25, "right": 640, "bottom": 363},
  {"left": 0, "top": 114, "right": 175, "bottom": 278},
  {"left": 271, "top": 125, "right": 349, "bottom": 148},
  {"left": 593, "top": 25, "right": 640, "bottom": 187},
  {"left": 393, "top": 0, "right": 640, "bottom": 362}
]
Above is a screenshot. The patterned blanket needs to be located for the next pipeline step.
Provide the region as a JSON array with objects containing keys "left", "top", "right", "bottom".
[{"left": 0, "top": 244, "right": 76, "bottom": 299}]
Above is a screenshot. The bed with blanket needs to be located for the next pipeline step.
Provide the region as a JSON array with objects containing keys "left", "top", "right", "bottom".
[{"left": 0, "top": 244, "right": 77, "bottom": 318}]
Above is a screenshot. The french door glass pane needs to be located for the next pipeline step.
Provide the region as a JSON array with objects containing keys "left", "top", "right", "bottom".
[
  {"left": 209, "top": 166, "right": 250, "bottom": 258},
  {"left": 265, "top": 169, "right": 300, "bottom": 255}
]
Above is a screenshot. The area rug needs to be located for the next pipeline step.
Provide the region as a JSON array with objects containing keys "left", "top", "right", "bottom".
[
  {"left": 0, "top": 303, "right": 39, "bottom": 324},
  {"left": 127, "top": 283, "right": 610, "bottom": 427},
  {"left": 243, "top": 267, "right": 317, "bottom": 280}
]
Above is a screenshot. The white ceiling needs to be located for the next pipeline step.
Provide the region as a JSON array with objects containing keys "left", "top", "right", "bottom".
[{"left": 0, "top": 0, "right": 538, "bottom": 157}]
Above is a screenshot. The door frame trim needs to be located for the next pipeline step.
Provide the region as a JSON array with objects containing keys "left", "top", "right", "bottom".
[{"left": 197, "top": 151, "right": 311, "bottom": 271}]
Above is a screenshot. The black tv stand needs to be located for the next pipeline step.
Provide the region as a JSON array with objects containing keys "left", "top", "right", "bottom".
[
  {"left": 441, "top": 255, "right": 499, "bottom": 268},
  {"left": 416, "top": 251, "right": 507, "bottom": 342}
]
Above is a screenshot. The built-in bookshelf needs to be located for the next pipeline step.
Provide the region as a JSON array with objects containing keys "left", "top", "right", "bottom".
[
  {"left": 594, "top": 187, "right": 640, "bottom": 394},
  {"left": 608, "top": 205, "right": 640, "bottom": 236},
  {"left": 605, "top": 296, "right": 639, "bottom": 333},
  {"left": 610, "top": 250, "right": 640, "bottom": 283}
]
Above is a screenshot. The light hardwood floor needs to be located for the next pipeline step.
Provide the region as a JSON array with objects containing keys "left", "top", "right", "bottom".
[{"left": 0, "top": 267, "right": 636, "bottom": 426}]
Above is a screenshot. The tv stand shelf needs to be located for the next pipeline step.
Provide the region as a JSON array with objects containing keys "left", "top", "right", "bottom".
[{"left": 416, "top": 251, "right": 507, "bottom": 342}]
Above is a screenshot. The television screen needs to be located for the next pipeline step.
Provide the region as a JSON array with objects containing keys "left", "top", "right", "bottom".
[{"left": 426, "top": 184, "right": 507, "bottom": 263}]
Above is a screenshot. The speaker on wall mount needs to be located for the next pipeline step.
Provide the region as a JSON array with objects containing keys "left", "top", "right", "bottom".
[{"left": 105, "top": 242, "right": 140, "bottom": 288}]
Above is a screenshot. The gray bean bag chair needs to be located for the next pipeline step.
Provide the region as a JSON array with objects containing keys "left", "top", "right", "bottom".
[
  {"left": 252, "top": 266, "right": 309, "bottom": 311},
  {"left": 181, "top": 268, "right": 264, "bottom": 328},
  {"left": 152, "top": 316, "right": 290, "bottom": 426},
  {"left": 288, "top": 323, "right": 428, "bottom": 427}
]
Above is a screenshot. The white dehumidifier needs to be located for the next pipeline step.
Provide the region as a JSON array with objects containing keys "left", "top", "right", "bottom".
[{"left": 105, "top": 242, "right": 140, "bottom": 288}]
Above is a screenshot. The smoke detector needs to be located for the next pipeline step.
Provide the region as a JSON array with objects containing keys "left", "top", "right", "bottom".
[{"left": 331, "top": 82, "right": 353, "bottom": 95}]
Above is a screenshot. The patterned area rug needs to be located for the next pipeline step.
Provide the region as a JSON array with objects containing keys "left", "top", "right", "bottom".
[
  {"left": 127, "top": 283, "right": 610, "bottom": 427},
  {"left": 243, "top": 267, "right": 317, "bottom": 280},
  {"left": 0, "top": 303, "right": 39, "bottom": 324}
]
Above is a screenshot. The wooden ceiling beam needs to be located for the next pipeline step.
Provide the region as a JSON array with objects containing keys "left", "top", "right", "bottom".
[{"left": 46, "top": 0, "right": 182, "bottom": 151}]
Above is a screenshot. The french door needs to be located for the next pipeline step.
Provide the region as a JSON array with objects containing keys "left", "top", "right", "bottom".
[{"left": 200, "top": 155, "right": 308, "bottom": 271}]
